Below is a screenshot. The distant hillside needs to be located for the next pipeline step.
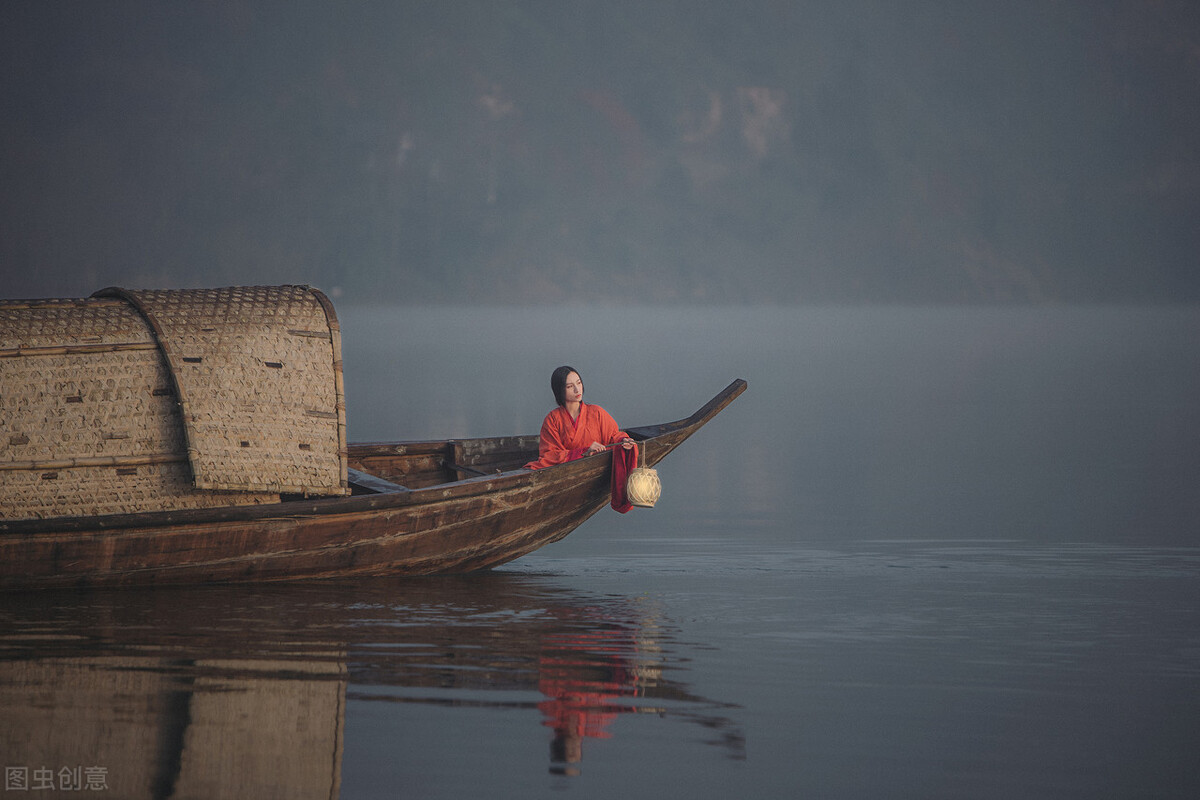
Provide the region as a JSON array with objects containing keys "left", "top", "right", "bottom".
[{"left": 2, "top": 1, "right": 1198, "bottom": 303}]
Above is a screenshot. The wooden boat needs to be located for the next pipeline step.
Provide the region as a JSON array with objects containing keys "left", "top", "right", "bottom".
[{"left": 0, "top": 379, "right": 746, "bottom": 589}]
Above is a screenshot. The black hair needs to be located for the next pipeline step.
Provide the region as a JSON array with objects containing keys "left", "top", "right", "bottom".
[{"left": 550, "top": 365, "right": 582, "bottom": 407}]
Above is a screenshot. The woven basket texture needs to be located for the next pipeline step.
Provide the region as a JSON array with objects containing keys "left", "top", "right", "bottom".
[
  {"left": 625, "top": 466, "right": 661, "bottom": 508},
  {"left": 1, "top": 286, "right": 347, "bottom": 521},
  {"left": 3, "top": 460, "right": 277, "bottom": 520},
  {"left": 101, "top": 286, "right": 348, "bottom": 494}
]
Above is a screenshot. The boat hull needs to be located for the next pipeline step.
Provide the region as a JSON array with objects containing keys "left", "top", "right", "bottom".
[{"left": 0, "top": 380, "right": 745, "bottom": 589}]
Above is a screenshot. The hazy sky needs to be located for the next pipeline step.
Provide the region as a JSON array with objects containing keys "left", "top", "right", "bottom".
[{"left": 2, "top": 1, "right": 1198, "bottom": 304}]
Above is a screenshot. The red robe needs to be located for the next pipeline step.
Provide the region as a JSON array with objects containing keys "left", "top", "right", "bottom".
[
  {"left": 525, "top": 403, "right": 638, "bottom": 513},
  {"left": 524, "top": 402, "right": 631, "bottom": 470}
]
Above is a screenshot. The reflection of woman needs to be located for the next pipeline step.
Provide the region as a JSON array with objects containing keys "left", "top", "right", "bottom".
[
  {"left": 538, "top": 622, "right": 642, "bottom": 776},
  {"left": 539, "top": 639, "right": 631, "bottom": 775},
  {"left": 523, "top": 366, "right": 635, "bottom": 470}
]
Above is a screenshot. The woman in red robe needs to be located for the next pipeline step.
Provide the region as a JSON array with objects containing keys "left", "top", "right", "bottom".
[{"left": 523, "top": 366, "right": 635, "bottom": 470}]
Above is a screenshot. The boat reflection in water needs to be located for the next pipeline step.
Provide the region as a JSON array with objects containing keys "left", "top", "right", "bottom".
[{"left": 0, "top": 573, "right": 743, "bottom": 796}]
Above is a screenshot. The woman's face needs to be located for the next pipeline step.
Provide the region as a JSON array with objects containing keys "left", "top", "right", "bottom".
[{"left": 563, "top": 372, "right": 584, "bottom": 405}]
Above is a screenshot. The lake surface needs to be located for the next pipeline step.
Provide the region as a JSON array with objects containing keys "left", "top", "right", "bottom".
[{"left": 3, "top": 306, "right": 1199, "bottom": 798}]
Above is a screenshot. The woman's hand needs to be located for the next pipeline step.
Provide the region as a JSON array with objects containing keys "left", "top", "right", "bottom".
[{"left": 587, "top": 439, "right": 633, "bottom": 455}]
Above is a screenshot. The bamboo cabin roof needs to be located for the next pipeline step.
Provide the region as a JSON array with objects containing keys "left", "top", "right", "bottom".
[{"left": 1, "top": 286, "right": 348, "bottom": 521}]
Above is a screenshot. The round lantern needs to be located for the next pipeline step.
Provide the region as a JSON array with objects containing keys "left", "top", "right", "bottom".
[
  {"left": 625, "top": 442, "right": 661, "bottom": 508},
  {"left": 625, "top": 466, "right": 661, "bottom": 507}
]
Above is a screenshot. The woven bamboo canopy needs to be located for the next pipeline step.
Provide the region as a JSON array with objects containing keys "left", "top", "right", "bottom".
[{"left": 0, "top": 286, "right": 348, "bottom": 520}]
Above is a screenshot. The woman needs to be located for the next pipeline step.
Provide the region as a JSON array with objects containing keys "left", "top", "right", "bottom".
[{"left": 523, "top": 366, "right": 635, "bottom": 470}]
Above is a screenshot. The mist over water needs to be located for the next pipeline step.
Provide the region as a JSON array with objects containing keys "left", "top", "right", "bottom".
[{"left": 341, "top": 304, "right": 1200, "bottom": 545}]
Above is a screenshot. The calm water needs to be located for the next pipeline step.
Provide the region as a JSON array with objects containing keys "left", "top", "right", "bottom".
[{"left": 3, "top": 306, "right": 1199, "bottom": 798}]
